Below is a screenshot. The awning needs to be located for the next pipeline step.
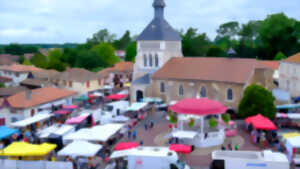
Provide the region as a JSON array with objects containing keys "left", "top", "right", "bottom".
[
  {"left": 54, "top": 110, "right": 71, "bottom": 115},
  {"left": 245, "top": 114, "right": 277, "bottom": 130},
  {"left": 169, "top": 98, "right": 227, "bottom": 116},
  {"left": 111, "top": 116, "right": 130, "bottom": 122},
  {"left": 10, "top": 113, "right": 53, "bottom": 128},
  {"left": 64, "top": 123, "right": 124, "bottom": 142},
  {"left": 142, "top": 97, "right": 162, "bottom": 103},
  {"left": 106, "top": 94, "right": 128, "bottom": 101},
  {"left": 114, "top": 142, "right": 139, "bottom": 151},
  {"left": 0, "top": 142, "right": 56, "bottom": 157},
  {"left": 63, "top": 105, "right": 78, "bottom": 110},
  {"left": 171, "top": 131, "right": 198, "bottom": 139},
  {"left": 286, "top": 136, "right": 300, "bottom": 148},
  {"left": 282, "top": 132, "right": 300, "bottom": 139},
  {"left": 0, "top": 126, "right": 19, "bottom": 140},
  {"left": 169, "top": 144, "right": 192, "bottom": 154},
  {"left": 38, "top": 124, "right": 75, "bottom": 138},
  {"left": 92, "top": 92, "right": 103, "bottom": 97},
  {"left": 58, "top": 141, "right": 102, "bottom": 157},
  {"left": 126, "top": 102, "right": 148, "bottom": 111},
  {"left": 65, "top": 114, "right": 89, "bottom": 125},
  {"left": 276, "top": 104, "right": 300, "bottom": 109}
]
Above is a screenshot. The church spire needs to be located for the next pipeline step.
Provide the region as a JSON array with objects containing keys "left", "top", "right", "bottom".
[{"left": 153, "top": 0, "right": 165, "bottom": 19}]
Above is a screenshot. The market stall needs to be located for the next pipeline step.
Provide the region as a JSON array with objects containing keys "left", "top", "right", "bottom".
[
  {"left": 114, "top": 142, "right": 139, "bottom": 151},
  {"left": 169, "top": 98, "right": 227, "bottom": 147},
  {"left": 169, "top": 144, "right": 192, "bottom": 154},
  {"left": 106, "top": 94, "right": 128, "bottom": 101},
  {"left": 58, "top": 140, "right": 102, "bottom": 157},
  {"left": 0, "top": 142, "right": 56, "bottom": 160},
  {"left": 0, "top": 126, "right": 19, "bottom": 140},
  {"left": 10, "top": 113, "right": 53, "bottom": 128},
  {"left": 245, "top": 114, "right": 277, "bottom": 131}
]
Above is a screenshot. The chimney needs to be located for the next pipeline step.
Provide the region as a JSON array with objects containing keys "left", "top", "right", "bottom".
[{"left": 26, "top": 90, "right": 32, "bottom": 100}]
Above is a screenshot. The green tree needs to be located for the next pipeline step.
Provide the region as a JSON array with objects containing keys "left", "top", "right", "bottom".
[
  {"left": 23, "top": 46, "right": 38, "bottom": 53},
  {"left": 4, "top": 43, "right": 24, "bottom": 55},
  {"left": 18, "top": 55, "right": 25, "bottom": 64},
  {"left": 274, "top": 51, "right": 287, "bottom": 60},
  {"left": 92, "top": 43, "right": 120, "bottom": 67},
  {"left": 47, "top": 59, "right": 66, "bottom": 72},
  {"left": 216, "top": 21, "right": 240, "bottom": 40},
  {"left": 259, "top": 13, "right": 297, "bottom": 60},
  {"left": 125, "top": 42, "right": 137, "bottom": 62},
  {"left": 30, "top": 52, "right": 48, "bottom": 68},
  {"left": 113, "top": 30, "right": 131, "bottom": 49},
  {"left": 75, "top": 50, "right": 101, "bottom": 70},
  {"left": 22, "top": 59, "right": 32, "bottom": 65},
  {"left": 238, "top": 84, "right": 276, "bottom": 119},
  {"left": 87, "top": 29, "right": 116, "bottom": 45},
  {"left": 206, "top": 46, "right": 227, "bottom": 57},
  {"left": 239, "top": 21, "right": 262, "bottom": 41},
  {"left": 0, "top": 46, "right": 4, "bottom": 54},
  {"left": 0, "top": 83, "right": 5, "bottom": 88}
]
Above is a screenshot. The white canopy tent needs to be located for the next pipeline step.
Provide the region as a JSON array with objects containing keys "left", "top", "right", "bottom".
[
  {"left": 64, "top": 123, "right": 124, "bottom": 142},
  {"left": 92, "top": 92, "right": 103, "bottom": 97},
  {"left": 38, "top": 124, "right": 75, "bottom": 138},
  {"left": 111, "top": 116, "right": 130, "bottom": 122},
  {"left": 58, "top": 141, "right": 102, "bottom": 157},
  {"left": 126, "top": 102, "right": 148, "bottom": 112},
  {"left": 10, "top": 113, "right": 53, "bottom": 128}
]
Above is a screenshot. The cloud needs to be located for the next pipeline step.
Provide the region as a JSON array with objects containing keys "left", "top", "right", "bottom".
[{"left": 0, "top": 0, "right": 299, "bottom": 43}]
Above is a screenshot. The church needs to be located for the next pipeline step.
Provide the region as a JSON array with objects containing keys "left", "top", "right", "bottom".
[{"left": 131, "top": 0, "right": 274, "bottom": 112}]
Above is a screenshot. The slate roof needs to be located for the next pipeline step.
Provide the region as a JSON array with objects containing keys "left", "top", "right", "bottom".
[
  {"left": 132, "top": 74, "right": 151, "bottom": 85},
  {"left": 152, "top": 57, "right": 270, "bottom": 84},
  {"left": 137, "top": 0, "right": 181, "bottom": 41}
]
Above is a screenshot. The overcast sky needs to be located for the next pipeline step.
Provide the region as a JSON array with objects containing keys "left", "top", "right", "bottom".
[{"left": 0, "top": 0, "right": 299, "bottom": 44}]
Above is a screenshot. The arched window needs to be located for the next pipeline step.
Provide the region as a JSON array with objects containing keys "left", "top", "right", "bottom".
[
  {"left": 200, "top": 87, "right": 207, "bottom": 97},
  {"left": 149, "top": 54, "right": 153, "bottom": 67},
  {"left": 155, "top": 54, "right": 159, "bottom": 67},
  {"left": 227, "top": 88, "right": 233, "bottom": 101},
  {"left": 179, "top": 85, "right": 184, "bottom": 96},
  {"left": 143, "top": 54, "right": 147, "bottom": 67},
  {"left": 160, "top": 82, "right": 165, "bottom": 93}
]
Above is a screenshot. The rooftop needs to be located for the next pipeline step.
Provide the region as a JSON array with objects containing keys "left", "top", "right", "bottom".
[
  {"left": 0, "top": 86, "right": 27, "bottom": 97},
  {"left": 54, "top": 68, "right": 99, "bottom": 83},
  {"left": 0, "top": 64, "right": 42, "bottom": 73},
  {"left": 284, "top": 52, "right": 300, "bottom": 64},
  {"left": 7, "top": 87, "right": 77, "bottom": 109},
  {"left": 261, "top": 61, "right": 279, "bottom": 70},
  {"left": 152, "top": 57, "right": 270, "bottom": 84}
]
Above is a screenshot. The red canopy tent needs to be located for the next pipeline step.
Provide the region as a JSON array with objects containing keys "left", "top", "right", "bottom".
[
  {"left": 114, "top": 142, "right": 139, "bottom": 151},
  {"left": 169, "top": 98, "right": 227, "bottom": 115},
  {"left": 169, "top": 144, "right": 192, "bottom": 154},
  {"left": 54, "top": 110, "right": 71, "bottom": 115},
  {"left": 106, "top": 94, "right": 128, "bottom": 101},
  {"left": 245, "top": 114, "right": 277, "bottom": 130},
  {"left": 63, "top": 105, "right": 78, "bottom": 110}
]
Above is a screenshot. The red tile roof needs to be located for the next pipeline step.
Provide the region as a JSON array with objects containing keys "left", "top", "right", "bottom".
[
  {"left": 0, "top": 76, "right": 12, "bottom": 83},
  {"left": 0, "top": 64, "right": 43, "bottom": 73},
  {"left": 284, "top": 52, "right": 300, "bottom": 64},
  {"left": 261, "top": 61, "right": 279, "bottom": 70},
  {"left": 152, "top": 57, "right": 270, "bottom": 84},
  {"left": 8, "top": 87, "right": 77, "bottom": 108}
]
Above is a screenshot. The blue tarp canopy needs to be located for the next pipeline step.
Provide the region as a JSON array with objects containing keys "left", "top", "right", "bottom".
[
  {"left": 276, "top": 104, "right": 300, "bottom": 110},
  {"left": 0, "top": 126, "right": 19, "bottom": 140}
]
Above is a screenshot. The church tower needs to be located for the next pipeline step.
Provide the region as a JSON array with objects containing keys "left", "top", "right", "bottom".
[{"left": 131, "top": 0, "right": 182, "bottom": 102}]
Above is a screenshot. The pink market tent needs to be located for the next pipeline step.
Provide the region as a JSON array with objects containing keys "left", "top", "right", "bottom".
[
  {"left": 169, "top": 144, "right": 192, "bottom": 154},
  {"left": 114, "top": 142, "right": 139, "bottom": 151},
  {"left": 65, "top": 115, "right": 89, "bottom": 125},
  {"left": 106, "top": 94, "right": 128, "bottom": 101},
  {"left": 54, "top": 110, "right": 71, "bottom": 115},
  {"left": 245, "top": 114, "right": 277, "bottom": 131},
  {"left": 63, "top": 105, "right": 78, "bottom": 110},
  {"left": 169, "top": 98, "right": 227, "bottom": 115}
]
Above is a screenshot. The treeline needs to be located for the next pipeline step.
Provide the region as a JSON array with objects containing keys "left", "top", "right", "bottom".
[{"left": 1, "top": 12, "right": 300, "bottom": 72}]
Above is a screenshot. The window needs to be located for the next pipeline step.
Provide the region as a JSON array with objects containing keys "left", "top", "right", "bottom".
[
  {"left": 86, "top": 81, "right": 90, "bottom": 88},
  {"left": 144, "top": 54, "right": 147, "bottom": 67},
  {"left": 155, "top": 54, "right": 159, "bottom": 67},
  {"left": 200, "top": 87, "right": 207, "bottom": 97},
  {"left": 149, "top": 54, "right": 153, "bottom": 67},
  {"left": 160, "top": 82, "right": 165, "bottom": 93},
  {"left": 69, "top": 81, "right": 73, "bottom": 87},
  {"left": 227, "top": 88, "right": 233, "bottom": 101},
  {"left": 179, "top": 85, "right": 184, "bottom": 96}
]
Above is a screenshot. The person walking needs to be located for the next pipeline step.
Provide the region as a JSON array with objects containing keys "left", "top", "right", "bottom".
[
  {"left": 133, "top": 130, "right": 137, "bottom": 140},
  {"left": 144, "top": 123, "right": 148, "bottom": 131},
  {"left": 150, "top": 121, "right": 154, "bottom": 129},
  {"left": 128, "top": 130, "right": 132, "bottom": 140}
]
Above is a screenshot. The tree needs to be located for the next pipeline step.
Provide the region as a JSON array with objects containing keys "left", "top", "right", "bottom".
[
  {"left": 22, "top": 59, "right": 32, "bottom": 65},
  {"left": 259, "top": 13, "right": 297, "bottom": 60},
  {"left": 274, "top": 51, "right": 287, "bottom": 60},
  {"left": 4, "top": 43, "right": 24, "bottom": 55},
  {"left": 239, "top": 21, "right": 262, "bottom": 41},
  {"left": 125, "top": 42, "right": 137, "bottom": 62},
  {"left": 75, "top": 50, "right": 101, "bottom": 70},
  {"left": 23, "top": 46, "right": 38, "bottom": 53},
  {"left": 47, "top": 59, "right": 66, "bottom": 72},
  {"left": 113, "top": 30, "right": 131, "bottom": 50},
  {"left": 92, "top": 43, "right": 120, "bottom": 67},
  {"left": 206, "top": 46, "right": 227, "bottom": 57},
  {"left": 0, "top": 83, "right": 5, "bottom": 88},
  {"left": 238, "top": 84, "right": 276, "bottom": 119},
  {"left": 87, "top": 29, "right": 116, "bottom": 45},
  {"left": 30, "top": 52, "right": 48, "bottom": 68},
  {"left": 216, "top": 21, "right": 240, "bottom": 40},
  {"left": 18, "top": 55, "right": 25, "bottom": 64}
]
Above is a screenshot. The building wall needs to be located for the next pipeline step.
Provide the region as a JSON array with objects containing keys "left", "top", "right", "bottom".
[
  {"left": 57, "top": 79, "right": 103, "bottom": 94},
  {"left": 133, "top": 41, "right": 182, "bottom": 81},
  {"left": 279, "top": 62, "right": 300, "bottom": 97},
  {"left": 0, "top": 70, "right": 28, "bottom": 86}
]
